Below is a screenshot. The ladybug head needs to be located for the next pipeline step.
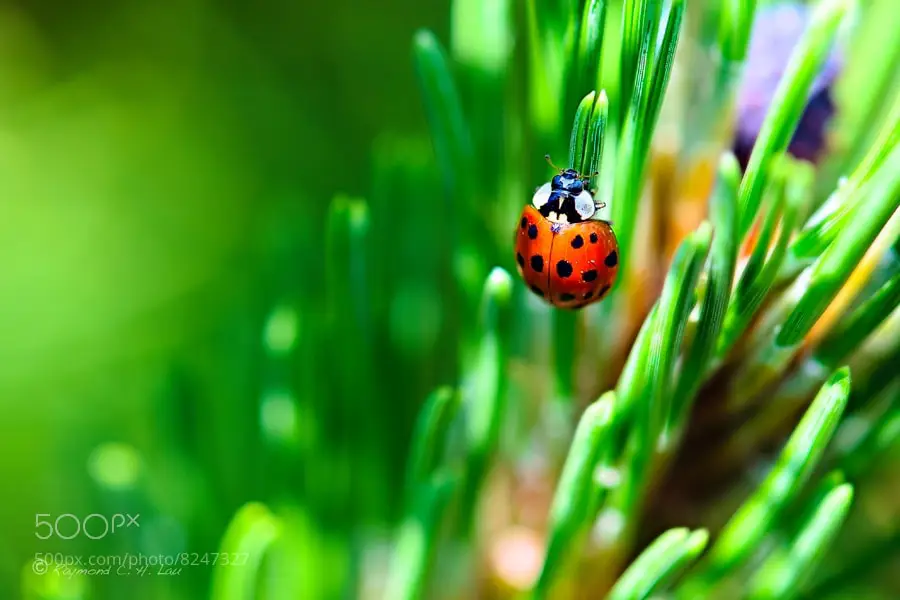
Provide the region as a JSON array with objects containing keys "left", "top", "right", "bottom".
[
  {"left": 545, "top": 155, "right": 598, "bottom": 193},
  {"left": 552, "top": 170, "right": 585, "bottom": 194}
]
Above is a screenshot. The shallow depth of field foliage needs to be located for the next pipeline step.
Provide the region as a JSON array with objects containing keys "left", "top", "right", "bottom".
[{"left": 7, "top": 0, "right": 900, "bottom": 599}]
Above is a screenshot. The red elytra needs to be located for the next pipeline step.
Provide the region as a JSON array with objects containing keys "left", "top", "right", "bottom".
[{"left": 514, "top": 205, "right": 619, "bottom": 309}]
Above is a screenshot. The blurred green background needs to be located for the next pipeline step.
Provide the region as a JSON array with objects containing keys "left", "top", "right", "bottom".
[{"left": 2, "top": 0, "right": 446, "bottom": 597}]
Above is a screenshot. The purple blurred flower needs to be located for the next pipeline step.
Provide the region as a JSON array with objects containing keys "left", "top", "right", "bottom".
[{"left": 733, "top": 3, "right": 843, "bottom": 170}]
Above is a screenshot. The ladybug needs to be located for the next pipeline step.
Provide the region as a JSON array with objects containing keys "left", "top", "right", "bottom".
[{"left": 514, "top": 156, "right": 619, "bottom": 309}]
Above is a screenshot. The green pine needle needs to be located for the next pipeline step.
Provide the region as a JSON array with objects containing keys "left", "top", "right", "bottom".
[
  {"left": 814, "top": 270, "right": 900, "bottom": 367},
  {"left": 718, "top": 0, "right": 759, "bottom": 62},
  {"left": 792, "top": 91, "right": 900, "bottom": 267},
  {"left": 777, "top": 141, "right": 900, "bottom": 346},
  {"left": 450, "top": 0, "right": 513, "bottom": 75},
  {"left": 569, "top": 90, "right": 609, "bottom": 181},
  {"left": 608, "top": 527, "right": 709, "bottom": 600},
  {"left": 413, "top": 29, "right": 477, "bottom": 202},
  {"left": 210, "top": 503, "right": 281, "bottom": 600},
  {"left": 385, "top": 475, "right": 458, "bottom": 600},
  {"left": 746, "top": 483, "right": 854, "bottom": 600},
  {"left": 640, "top": 0, "right": 684, "bottom": 156},
  {"left": 719, "top": 159, "right": 804, "bottom": 362},
  {"left": 460, "top": 267, "right": 513, "bottom": 526},
  {"left": 612, "top": 0, "right": 685, "bottom": 273},
  {"left": 669, "top": 153, "right": 740, "bottom": 435},
  {"left": 564, "top": 0, "right": 608, "bottom": 120},
  {"left": 525, "top": 0, "right": 568, "bottom": 137},
  {"left": 649, "top": 222, "right": 712, "bottom": 438},
  {"left": 553, "top": 91, "right": 610, "bottom": 406},
  {"left": 834, "top": 381, "right": 900, "bottom": 478},
  {"left": 326, "top": 196, "right": 370, "bottom": 331},
  {"left": 403, "top": 387, "right": 461, "bottom": 509},
  {"left": 606, "top": 223, "right": 711, "bottom": 542},
  {"left": 737, "top": 0, "right": 851, "bottom": 237},
  {"left": 534, "top": 392, "right": 616, "bottom": 597},
  {"left": 684, "top": 368, "right": 851, "bottom": 590}
]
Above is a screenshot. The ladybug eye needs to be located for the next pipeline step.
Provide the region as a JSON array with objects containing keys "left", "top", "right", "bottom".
[
  {"left": 574, "top": 191, "right": 595, "bottom": 220},
  {"left": 532, "top": 182, "right": 552, "bottom": 209}
]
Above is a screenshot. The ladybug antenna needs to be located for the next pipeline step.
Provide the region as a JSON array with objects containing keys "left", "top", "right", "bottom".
[
  {"left": 544, "top": 154, "right": 564, "bottom": 173},
  {"left": 579, "top": 170, "right": 599, "bottom": 181}
]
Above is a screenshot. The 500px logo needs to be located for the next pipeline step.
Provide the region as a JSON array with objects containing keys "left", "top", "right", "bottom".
[{"left": 35, "top": 513, "right": 140, "bottom": 540}]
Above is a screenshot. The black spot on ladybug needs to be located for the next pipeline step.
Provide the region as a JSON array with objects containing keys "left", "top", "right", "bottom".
[
  {"left": 571, "top": 235, "right": 584, "bottom": 249},
  {"left": 517, "top": 252, "right": 525, "bottom": 268},
  {"left": 582, "top": 269, "right": 598, "bottom": 282},
  {"left": 530, "top": 255, "right": 544, "bottom": 272},
  {"left": 560, "top": 293, "right": 576, "bottom": 302},
  {"left": 529, "top": 284, "right": 545, "bottom": 297},
  {"left": 520, "top": 216, "right": 527, "bottom": 229},
  {"left": 528, "top": 224, "right": 539, "bottom": 239},
  {"left": 597, "top": 284, "right": 611, "bottom": 298},
  {"left": 590, "top": 232, "right": 599, "bottom": 244},
  {"left": 605, "top": 251, "right": 618, "bottom": 267},
  {"left": 556, "top": 260, "right": 573, "bottom": 278},
  {"left": 583, "top": 290, "right": 594, "bottom": 299}
]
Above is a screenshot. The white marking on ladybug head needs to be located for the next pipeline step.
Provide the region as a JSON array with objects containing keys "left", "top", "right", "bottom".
[
  {"left": 531, "top": 182, "right": 552, "bottom": 209},
  {"left": 547, "top": 211, "right": 558, "bottom": 221},
  {"left": 574, "top": 191, "right": 595, "bottom": 220},
  {"left": 557, "top": 213, "right": 569, "bottom": 224}
]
